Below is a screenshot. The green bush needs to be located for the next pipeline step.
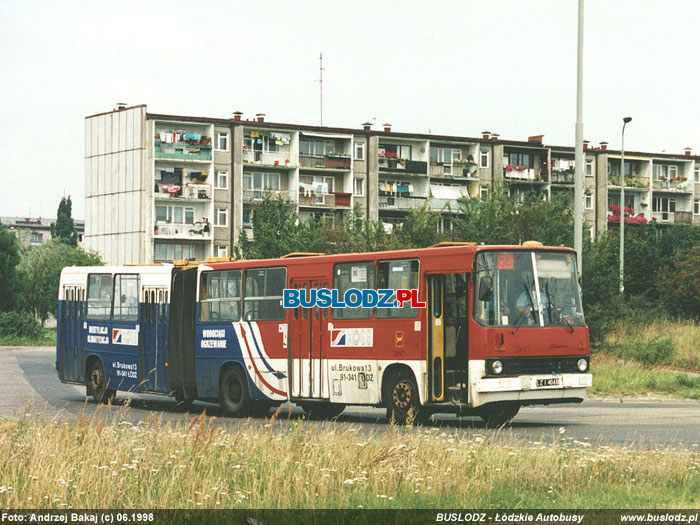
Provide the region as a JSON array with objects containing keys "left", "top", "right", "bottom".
[
  {"left": 0, "top": 311, "right": 42, "bottom": 338},
  {"left": 611, "top": 335, "right": 674, "bottom": 366}
]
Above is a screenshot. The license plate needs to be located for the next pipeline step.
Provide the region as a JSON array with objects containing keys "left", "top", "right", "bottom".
[{"left": 536, "top": 377, "right": 560, "bottom": 388}]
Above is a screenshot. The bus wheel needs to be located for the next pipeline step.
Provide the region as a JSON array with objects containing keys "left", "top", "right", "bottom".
[
  {"left": 386, "top": 373, "right": 423, "bottom": 425},
  {"left": 87, "top": 360, "right": 116, "bottom": 404},
  {"left": 477, "top": 402, "right": 520, "bottom": 427},
  {"left": 219, "top": 367, "right": 251, "bottom": 417},
  {"left": 301, "top": 403, "right": 346, "bottom": 420}
]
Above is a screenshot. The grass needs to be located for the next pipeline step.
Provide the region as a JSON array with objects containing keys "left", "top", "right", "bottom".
[
  {"left": 0, "top": 408, "right": 699, "bottom": 509},
  {"left": 0, "top": 327, "right": 56, "bottom": 347},
  {"left": 603, "top": 319, "right": 700, "bottom": 370},
  {"left": 591, "top": 353, "right": 700, "bottom": 400}
]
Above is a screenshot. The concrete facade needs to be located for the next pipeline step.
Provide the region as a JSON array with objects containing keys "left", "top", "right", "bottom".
[{"left": 84, "top": 105, "right": 700, "bottom": 265}]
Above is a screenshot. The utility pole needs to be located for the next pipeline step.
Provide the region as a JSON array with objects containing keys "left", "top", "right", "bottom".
[{"left": 573, "top": 0, "right": 585, "bottom": 278}]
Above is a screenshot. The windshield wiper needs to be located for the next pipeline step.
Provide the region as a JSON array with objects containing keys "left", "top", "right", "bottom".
[
  {"left": 544, "top": 282, "right": 574, "bottom": 333},
  {"left": 512, "top": 282, "right": 537, "bottom": 334}
]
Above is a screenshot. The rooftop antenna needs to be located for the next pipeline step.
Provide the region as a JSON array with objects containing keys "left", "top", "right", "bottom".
[{"left": 315, "top": 52, "right": 325, "bottom": 126}]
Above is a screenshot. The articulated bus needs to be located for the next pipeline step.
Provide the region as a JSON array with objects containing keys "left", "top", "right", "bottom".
[{"left": 56, "top": 243, "right": 592, "bottom": 425}]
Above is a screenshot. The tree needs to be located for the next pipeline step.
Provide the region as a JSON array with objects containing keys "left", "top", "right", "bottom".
[
  {"left": 234, "top": 197, "right": 308, "bottom": 259},
  {"left": 50, "top": 196, "right": 78, "bottom": 247},
  {"left": 657, "top": 244, "right": 700, "bottom": 319},
  {"left": 17, "top": 241, "right": 102, "bottom": 323},
  {"left": 0, "top": 223, "right": 21, "bottom": 311}
]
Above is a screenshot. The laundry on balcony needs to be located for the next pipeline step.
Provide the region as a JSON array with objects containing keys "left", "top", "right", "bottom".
[
  {"left": 160, "top": 184, "right": 181, "bottom": 194},
  {"left": 430, "top": 184, "right": 467, "bottom": 200},
  {"left": 270, "top": 132, "right": 290, "bottom": 145}
]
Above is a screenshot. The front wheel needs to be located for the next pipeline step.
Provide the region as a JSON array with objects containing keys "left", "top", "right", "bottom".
[
  {"left": 477, "top": 402, "right": 520, "bottom": 427},
  {"left": 87, "top": 360, "right": 116, "bottom": 404},
  {"left": 385, "top": 373, "right": 424, "bottom": 425},
  {"left": 219, "top": 367, "right": 251, "bottom": 417}
]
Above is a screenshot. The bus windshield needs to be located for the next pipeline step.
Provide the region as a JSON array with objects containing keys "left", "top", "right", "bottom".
[{"left": 473, "top": 250, "right": 585, "bottom": 328}]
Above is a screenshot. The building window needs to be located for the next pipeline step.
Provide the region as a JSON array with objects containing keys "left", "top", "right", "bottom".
[
  {"left": 694, "top": 200, "right": 700, "bottom": 215},
  {"left": 480, "top": 186, "right": 489, "bottom": 199},
  {"left": 215, "top": 132, "right": 229, "bottom": 151},
  {"left": 479, "top": 150, "right": 489, "bottom": 168},
  {"left": 215, "top": 208, "right": 228, "bottom": 227},
  {"left": 216, "top": 245, "right": 229, "bottom": 258},
  {"left": 378, "top": 144, "right": 412, "bottom": 160},
  {"left": 585, "top": 194, "right": 593, "bottom": 210},
  {"left": 354, "top": 142, "right": 365, "bottom": 160},
  {"left": 300, "top": 138, "right": 336, "bottom": 156},
  {"left": 30, "top": 232, "right": 43, "bottom": 244},
  {"left": 354, "top": 178, "right": 365, "bottom": 196},
  {"left": 243, "top": 210, "right": 252, "bottom": 226},
  {"left": 586, "top": 159, "right": 593, "bottom": 176},
  {"left": 154, "top": 243, "right": 197, "bottom": 262},
  {"left": 695, "top": 168, "right": 699, "bottom": 183},
  {"left": 215, "top": 171, "right": 229, "bottom": 189},
  {"left": 243, "top": 172, "right": 281, "bottom": 199},
  {"left": 155, "top": 205, "right": 195, "bottom": 225},
  {"left": 430, "top": 147, "right": 463, "bottom": 164}
]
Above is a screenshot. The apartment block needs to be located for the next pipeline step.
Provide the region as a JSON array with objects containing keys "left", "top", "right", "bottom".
[{"left": 84, "top": 105, "right": 700, "bottom": 264}]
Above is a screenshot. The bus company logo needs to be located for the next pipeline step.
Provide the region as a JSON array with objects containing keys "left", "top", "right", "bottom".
[
  {"left": 330, "top": 327, "right": 373, "bottom": 347},
  {"left": 112, "top": 328, "right": 138, "bottom": 346},
  {"left": 283, "top": 288, "right": 425, "bottom": 309}
]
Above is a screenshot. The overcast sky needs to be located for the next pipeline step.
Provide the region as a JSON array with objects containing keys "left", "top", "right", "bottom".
[{"left": 1, "top": 0, "right": 698, "bottom": 219}]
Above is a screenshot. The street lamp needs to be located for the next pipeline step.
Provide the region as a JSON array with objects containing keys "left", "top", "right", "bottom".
[{"left": 619, "top": 117, "right": 632, "bottom": 294}]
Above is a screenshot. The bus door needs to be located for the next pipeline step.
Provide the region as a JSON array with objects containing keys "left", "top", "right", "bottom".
[
  {"left": 427, "top": 273, "right": 470, "bottom": 404},
  {"left": 141, "top": 287, "right": 169, "bottom": 393},
  {"left": 426, "top": 275, "right": 445, "bottom": 402},
  {"left": 60, "top": 285, "right": 85, "bottom": 383},
  {"left": 289, "top": 278, "right": 327, "bottom": 399}
]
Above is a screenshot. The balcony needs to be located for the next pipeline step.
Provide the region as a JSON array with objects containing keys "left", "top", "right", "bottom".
[
  {"left": 608, "top": 176, "right": 650, "bottom": 190},
  {"left": 242, "top": 189, "right": 295, "bottom": 203},
  {"left": 155, "top": 135, "right": 212, "bottom": 162},
  {"left": 651, "top": 211, "right": 692, "bottom": 224},
  {"left": 242, "top": 148, "right": 295, "bottom": 168},
  {"left": 430, "top": 162, "right": 478, "bottom": 179},
  {"left": 652, "top": 179, "right": 692, "bottom": 193},
  {"left": 300, "top": 154, "right": 351, "bottom": 170},
  {"left": 378, "top": 157, "right": 427, "bottom": 174},
  {"left": 503, "top": 167, "right": 545, "bottom": 182},
  {"left": 298, "top": 191, "right": 352, "bottom": 208},
  {"left": 154, "top": 221, "right": 211, "bottom": 240},
  {"left": 378, "top": 195, "right": 425, "bottom": 210},
  {"left": 551, "top": 170, "right": 574, "bottom": 184},
  {"left": 154, "top": 183, "right": 212, "bottom": 201}
]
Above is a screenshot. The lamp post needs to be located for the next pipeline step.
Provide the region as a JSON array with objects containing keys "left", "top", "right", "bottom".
[{"left": 619, "top": 117, "right": 632, "bottom": 294}]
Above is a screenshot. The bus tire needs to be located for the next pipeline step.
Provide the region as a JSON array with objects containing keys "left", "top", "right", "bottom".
[
  {"left": 219, "top": 366, "right": 251, "bottom": 417},
  {"left": 87, "top": 360, "right": 116, "bottom": 405},
  {"left": 477, "top": 402, "right": 520, "bottom": 427},
  {"left": 300, "top": 403, "right": 346, "bottom": 420},
  {"left": 385, "top": 372, "right": 423, "bottom": 425}
]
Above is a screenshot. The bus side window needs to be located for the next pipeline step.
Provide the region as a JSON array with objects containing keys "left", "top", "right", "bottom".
[{"left": 86, "top": 274, "right": 113, "bottom": 320}]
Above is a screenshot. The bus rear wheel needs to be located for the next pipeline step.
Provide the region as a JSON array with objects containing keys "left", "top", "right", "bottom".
[
  {"left": 87, "top": 360, "right": 116, "bottom": 404},
  {"left": 385, "top": 373, "right": 425, "bottom": 425},
  {"left": 477, "top": 402, "right": 520, "bottom": 427},
  {"left": 219, "top": 367, "right": 251, "bottom": 417}
]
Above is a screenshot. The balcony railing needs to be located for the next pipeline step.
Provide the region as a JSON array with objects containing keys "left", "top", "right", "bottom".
[
  {"left": 242, "top": 149, "right": 295, "bottom": 168},
  {"left": 154, "top": 221, "right": 211, "bottom": 239},
  {"left": 608, "top": 176, "right": 650, "bottom": 189},
  {"left": 652, "top": 179, "right": 692, "bottom": 193},
  {"left": 298, "top": 191, "right": 352, "bottom": 208},
  {"left": 551, "top": 170, "right": 574, "bottom": 184},
  {"left": 154, "top": 183, "right": 212, "bottom": 201},
  {"left": 242, "top": 189, "right": 295, "bottom": 202},
  {"left": 503, "top": 168, "right": 545, "bottom": 182},
  {"left": 300, "top": 155, "right": 351, "bottom": 170},
  {"left": 378, "top": 195, "right": 425, "bottom": 210},
  {"left": 154, "top": 141, "right": 212, "bottom": 161},
  {"left": 651, "top": 211, "right": 692, "bottom": 224},
  {"left": 430, "top": 163, "right": 478, "bottom": 179},
  {"left": 378, "top": 157, "right": 427, "bottom": 174}
]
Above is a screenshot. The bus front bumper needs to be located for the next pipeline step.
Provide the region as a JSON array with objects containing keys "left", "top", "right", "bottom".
[{"left": 472, "top": 373, "right": 592, "bottom": 407}]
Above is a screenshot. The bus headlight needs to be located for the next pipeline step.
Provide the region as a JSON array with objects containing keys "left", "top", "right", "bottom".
[
  {"left": 491, "top": 360, "right": 503, "bottom": 375},
  {"left": 577, "top": 358, "right": 588, "bottom": 372}
]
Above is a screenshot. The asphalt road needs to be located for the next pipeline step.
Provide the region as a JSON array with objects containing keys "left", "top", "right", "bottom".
[{"left": 2, "top": 346, "right": 699, "bottom": 450}]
